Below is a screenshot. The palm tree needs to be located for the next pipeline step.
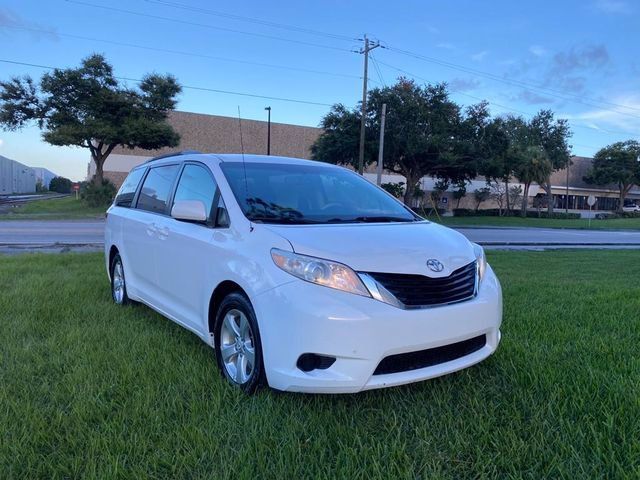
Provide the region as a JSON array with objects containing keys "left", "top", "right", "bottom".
[{"left": 514, "top": 146, "right": 552, "bottom": 217}]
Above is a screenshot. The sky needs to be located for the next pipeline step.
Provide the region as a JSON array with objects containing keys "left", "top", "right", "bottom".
[{"left": 0, "top": 0, "right": 639, "bottom": 181}]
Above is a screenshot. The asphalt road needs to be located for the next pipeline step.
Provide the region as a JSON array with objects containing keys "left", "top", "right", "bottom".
[{"left": 2, "top": 219, "right": 640, "bottom": 253}]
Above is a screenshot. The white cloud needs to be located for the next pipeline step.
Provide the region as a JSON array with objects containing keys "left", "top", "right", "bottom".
[
  {"left": 436, "top": 42, "right": 455, "bottom": 50},
  {"left": 593, "top": 0, "right": 632, "bottom": 13},
  {"left": 0, "top": 139, "right": 4, "bottom": 148},
  {"left": 561, "top": 94, "right": 640, "bottom": 133},
  {"left": 471, "top": 51, "right": 488, "bottom": 62},
  {"left": 529, "top": 45, "right": 547, "bottom": 57}
]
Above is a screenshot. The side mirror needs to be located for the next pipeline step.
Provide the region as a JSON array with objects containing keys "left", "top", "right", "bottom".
[{"left": 171, "top": 200, "right": 208, "bottom": 222}]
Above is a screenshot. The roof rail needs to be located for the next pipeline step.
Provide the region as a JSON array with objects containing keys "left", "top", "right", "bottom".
[{"left": 145, "top": 150, "right": 202, "bottom": 163}]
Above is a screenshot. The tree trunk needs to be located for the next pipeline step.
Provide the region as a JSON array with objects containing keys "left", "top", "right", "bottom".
[
  {"left": 618, "top": 183, "right": 630, "bottom": 213},
  {"left": 403, "top": 177, "right": 417, "bottom": 207},
  {"left": 93, "top": 155, "right": 104, "bottom": 186},
  {"left": 504, "top": 178, "right": 510, "bottom": 215},
  {"left": 521, "top": 183, "right": 530, "bottom": 217},
  {"left": 542, "top": 179, "right": 553, "bottom": 216}
]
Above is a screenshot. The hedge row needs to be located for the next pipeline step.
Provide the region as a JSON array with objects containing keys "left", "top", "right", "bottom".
[
  {"left": 595, "top": 211, "right": 640, "bottom": 220},
  {"left": 452, "top": 209, "right": 581, "bottom": 219}
]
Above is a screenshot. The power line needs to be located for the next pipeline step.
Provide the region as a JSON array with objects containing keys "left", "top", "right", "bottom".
[
  {"left": 0, "top": 59, "right": 335, "bottom": 107},
  {"left": 374, "top": 58, "right": 640, "bottom": 140},
  {"left": 142, "top": 0, "right": 358, "bottom": 42},
  {"left": 370, "top": 53, "right": 386, "bottom": 87},
  {"left": 62, "top": 0, "right": 357, "bottom": 53},
  {"left": 382, "top": 45, "right": 640, "bottom": 119},
  {"left": 4, "top": 25, "right": 361, "bottom": 81}
]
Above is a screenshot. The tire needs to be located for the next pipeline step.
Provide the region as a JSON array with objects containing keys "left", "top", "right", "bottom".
[
  {"left": 214, "top": 292, "right": 265, "bottom": 394},
  {"left": 110, "top": 253, "right": 131, "bottom": 306}
]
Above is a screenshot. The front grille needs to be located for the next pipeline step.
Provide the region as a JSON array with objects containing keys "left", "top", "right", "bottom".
[
  {"left": 365, "top": 261, "right": 477, "bottom": 308},
  {"left": 373, "top": 335, "right": 487, "bottom": 375}
]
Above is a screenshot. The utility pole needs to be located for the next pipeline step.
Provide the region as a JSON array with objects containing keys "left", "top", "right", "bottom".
[
  {"left": 358, "top": 34, "right": 380, "bottom": 175},
  {"left": 376, "top": 103, "right": 387, "bottom": 186},
  {"left": 264, "top": 106, "right": 271, "bottom": 155}
]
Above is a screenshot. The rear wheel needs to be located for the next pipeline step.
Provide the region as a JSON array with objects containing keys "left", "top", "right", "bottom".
[
  {"left": 214, "top": 292, "right": 265, "bottom": 394},
  {"left": 110, "top": 253, "right": 130, "bottom": 305}
]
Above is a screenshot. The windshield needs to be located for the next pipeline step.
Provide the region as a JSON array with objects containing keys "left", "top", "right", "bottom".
[{"left": 220, "top": 162, "right": 419, "bottom": 224}]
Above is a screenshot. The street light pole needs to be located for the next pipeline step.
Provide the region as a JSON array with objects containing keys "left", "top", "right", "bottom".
[{"left": 265, "top": 106, "right": 271, "bottom": 155}]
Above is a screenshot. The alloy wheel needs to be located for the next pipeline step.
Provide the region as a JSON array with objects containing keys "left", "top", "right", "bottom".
[
  {"left": 112, "top": 260, "right": 125, "bottom": 304},
  {"left": 219, "top": 308, "right": 256, "bottom": 384}
]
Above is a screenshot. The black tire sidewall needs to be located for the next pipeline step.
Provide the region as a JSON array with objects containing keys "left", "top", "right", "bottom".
[
  {"left": 110, "top": 253, "right": 130, "bottom": 305},
  {"left": 214, "top": 292, "right": 264, "bottom": 394}
]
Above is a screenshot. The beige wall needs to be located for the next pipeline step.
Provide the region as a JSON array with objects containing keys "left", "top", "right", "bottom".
[{"left": 91, "top": 110, "right": 322, "bottom": 187}]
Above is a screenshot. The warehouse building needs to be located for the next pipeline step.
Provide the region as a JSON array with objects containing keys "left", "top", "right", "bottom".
[
  {"left": 0, "top": 155, "right": 36, "bottom": 194},
  {"left": 32, "top": 167, "right": 58, "bottom": 190},
  {"left": 87, "top": 110, "right": 321, "bottom": 187},
  {"left": 87, "top": 110, "right": 639, "bottom": 212}
]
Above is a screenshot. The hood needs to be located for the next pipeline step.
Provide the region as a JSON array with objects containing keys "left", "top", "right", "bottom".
[{"left": 263, "top": 221, "right": 475, "bottom": 277}]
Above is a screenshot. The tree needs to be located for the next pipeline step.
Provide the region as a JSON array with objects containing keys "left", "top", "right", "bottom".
[
  {"left": 49, "top": 176, "right": 72, "bottom": 193},
  {"left": 452, "top": 181, "right": 467, "bottom": 208},
  {"left": 489, "top": 182, "right": 506, "bottom": 215},
  {"left": 513, "top": 146, "right": 553, "bottom": 216},
  {"left": 584, "top": 140, "right": 640, "bottom": 212},
  {"left": 529, "top": 110, "right": 572, "bottom": 215},
  {"left": 508, "top": 185, "right": 523, "bottom": 214},
  {"left": 0, "top": 54, "right": 181, "bottom": 185},
  {"left": 312, "top": 79, "right": 485, "bottom": 205},
  {"left": 310, "top": 104, "right": 373, "bottom": 167},
  {"left": 473, "top": 187, "right": 491, "bottom": 211},
  {"left": 477, "top": 117, "right": 515, "bottom": 211}
]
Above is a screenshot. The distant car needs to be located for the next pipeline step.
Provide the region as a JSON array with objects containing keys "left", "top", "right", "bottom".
[
  {"left": 104, "top": 153, "right": 502, "bottom": 394},
  {"left": 622, "top": 201, "right": 640, "bottom": 213}
]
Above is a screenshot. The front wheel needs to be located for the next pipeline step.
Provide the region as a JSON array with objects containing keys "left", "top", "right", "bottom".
[{"left": 214, "top": 292, "right": 265, "bottom": 394}]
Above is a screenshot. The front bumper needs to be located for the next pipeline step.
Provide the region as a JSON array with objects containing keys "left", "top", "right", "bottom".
[{"left": 253, "top": 265, "right": 503, "bottom": 393}]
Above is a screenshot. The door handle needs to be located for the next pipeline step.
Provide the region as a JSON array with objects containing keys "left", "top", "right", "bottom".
[
  {"left": 156, "top": 226, "right": 169, "bottom": 240},
  {"left": 146, "top": 223, "right": 157, "bottom": 236}
]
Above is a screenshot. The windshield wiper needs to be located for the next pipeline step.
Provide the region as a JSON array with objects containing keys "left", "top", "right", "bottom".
[
  {"left": 352, "top": 216, "right": 417, "bottom": 223},
  {"left": 249, "top": 216, "right": 321, "bottom": 225}
]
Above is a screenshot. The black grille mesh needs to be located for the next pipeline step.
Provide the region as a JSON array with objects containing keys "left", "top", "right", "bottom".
[
  {"left": 373, "top": 335, "right": 487, "bottom": 375},
  {"left": 366, "top": 261, "right": 477, "bottom": 307}
]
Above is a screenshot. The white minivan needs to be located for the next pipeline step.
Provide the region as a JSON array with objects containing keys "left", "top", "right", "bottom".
[{"left": 105, "top": 152, "right": 502, "bottom": 394}]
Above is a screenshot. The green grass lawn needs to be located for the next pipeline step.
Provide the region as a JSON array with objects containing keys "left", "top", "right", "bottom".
[
  {"left": 1, "top": 251, "right": 639, "bottom": 478},
  {"left": 431, "top": 214, "right": 640, "bottom": 230},
  {"left": 0, "top": 196, "right": 106, "bottom": 220}
]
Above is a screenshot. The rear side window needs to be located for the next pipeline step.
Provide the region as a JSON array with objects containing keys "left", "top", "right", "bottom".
[
  {"left": 173, "top": 164, "right": 217, "bottom": 218},
  {"left": 136, "top": 164, "right": 180, "bottom": 214},
  {"left": 114, "top": 168, "right": 145, "bottom": 208}
]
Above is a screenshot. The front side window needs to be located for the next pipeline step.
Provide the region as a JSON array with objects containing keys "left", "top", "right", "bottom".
[
  {"left": 172, "top": 164, "right": 217, "bottom": 219},
  {"left": 114, "top": 167, "right": 145, "bottom": 207},
  {"left": 220, "top": 162, "right": 418, "bottom": 224},
  {"left": 136, "top": 164, "right": 180, "bottom": 214}
]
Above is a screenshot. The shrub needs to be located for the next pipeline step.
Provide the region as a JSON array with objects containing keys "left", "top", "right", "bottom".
[
  {"left": 453, "top": 208, "right": 503, "bottom": 217},
  {"left": 49, "top": 176, "right": 72, "bottom": 193},
  {"left": 381, "top": 182, "right": 405, "bottom": 198},
  {"left": 453, "top": 209, "right": 581, "bottom": 219},
  {"left": 595, "top": 213, "right": 618, "bottom": 220},
  {"left": 524, "top": 211, "right": 580, "bottom": 219},
  {"left": 81, "top": 179, "right": 117, "bottom": 207}
]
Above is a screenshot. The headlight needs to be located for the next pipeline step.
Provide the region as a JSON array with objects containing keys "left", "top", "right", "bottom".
[
  {"left": 271, "top": 249, "right": 370, "bottom": 297},
  {"left": 473, "top": 243, "right": 487, "bottom": 282}
]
